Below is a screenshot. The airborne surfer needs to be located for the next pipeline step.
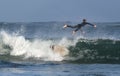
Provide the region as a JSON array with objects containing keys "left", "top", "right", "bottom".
[{"left": 63, "top": 19, "right": 96, "bottom": 35}]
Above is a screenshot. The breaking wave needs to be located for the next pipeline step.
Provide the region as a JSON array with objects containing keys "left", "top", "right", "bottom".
[
  {"left": 0, "top": 31, "right": 72, "bottom": 61},
  {"left": 0, "top": 31, "right": 120, "bottom": 63}
]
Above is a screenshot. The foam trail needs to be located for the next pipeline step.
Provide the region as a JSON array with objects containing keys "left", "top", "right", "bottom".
[{"left": 1, "top": 31, "right": 71, "bottom": 61}]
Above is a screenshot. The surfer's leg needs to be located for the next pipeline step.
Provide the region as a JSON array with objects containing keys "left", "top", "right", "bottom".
[
  {"left": 80, "top": 29, "right": 85, "bottom": 34},
  {"left": 74, "top": 27, "right": 81, "bottom": 32},
  {"left": 72, "top": 27, "right": 81, "bottom": 35}
]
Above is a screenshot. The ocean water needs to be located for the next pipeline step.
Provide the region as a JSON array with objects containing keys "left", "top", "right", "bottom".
[{"left": 0, "top": 22, "right": 120, "bottom": 76}]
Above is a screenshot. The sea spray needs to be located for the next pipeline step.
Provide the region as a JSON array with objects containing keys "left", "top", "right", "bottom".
[{"left": 0, "top": 31, "right": 63, "bottom": 61}]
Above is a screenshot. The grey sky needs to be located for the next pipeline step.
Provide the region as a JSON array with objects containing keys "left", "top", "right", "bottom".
[{"left": 0, "top": 0, "right": 120, "bottom": 22}]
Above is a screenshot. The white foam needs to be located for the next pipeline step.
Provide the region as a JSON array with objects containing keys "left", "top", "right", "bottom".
[
  {"left": 1, "top": 31, "right": 72, "bottom": 61},
  {"left": 58, "top": 37, "right": 74, "bottom": 47}
]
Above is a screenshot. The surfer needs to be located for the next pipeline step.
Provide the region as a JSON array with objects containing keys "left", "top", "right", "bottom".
[{"left": 63, "top": 19, "right": 96, "bottom": 35}]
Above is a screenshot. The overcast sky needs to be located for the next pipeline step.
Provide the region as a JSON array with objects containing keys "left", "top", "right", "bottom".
[{"left": 0, "top": 0, "right": 120, "bottom": 22}]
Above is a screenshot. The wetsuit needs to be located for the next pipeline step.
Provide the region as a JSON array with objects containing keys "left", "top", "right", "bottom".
[{"left": 67, "top": 22, "right": 94, "bottom": 32}]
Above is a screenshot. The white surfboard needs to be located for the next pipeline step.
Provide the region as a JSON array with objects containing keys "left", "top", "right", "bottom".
[{"left": 50, "top": 45, "right": 69, "bottom": 57}]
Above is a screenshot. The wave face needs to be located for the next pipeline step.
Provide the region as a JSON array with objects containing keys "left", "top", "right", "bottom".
[
  {"left": 0, "top": 22, "right": 120, "bottom": 63},
  {"left": 68, "top": 39, "right": 120, "bottom": 63}
]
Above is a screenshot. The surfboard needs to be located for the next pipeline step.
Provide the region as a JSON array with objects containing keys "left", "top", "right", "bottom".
[{"left": 50, "top": 45, "right": 69, "bottom": 57}]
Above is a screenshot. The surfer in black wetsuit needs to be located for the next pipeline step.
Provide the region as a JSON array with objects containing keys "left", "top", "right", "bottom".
[{"left": 63, "top": 19, "right": 96, "bottom": 35}]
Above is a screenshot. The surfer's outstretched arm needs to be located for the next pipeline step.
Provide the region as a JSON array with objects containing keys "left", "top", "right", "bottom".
[
  {"left": 86, "top": 22, "right": 96, "bottom": 27},
  {"left": 63, "top": 24, "right": 78, "bottom": 28}
]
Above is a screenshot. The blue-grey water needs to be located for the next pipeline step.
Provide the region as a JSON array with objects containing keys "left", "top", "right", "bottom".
[{"left": 0, "top": 22, "right": 120, "bottom": 76}]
